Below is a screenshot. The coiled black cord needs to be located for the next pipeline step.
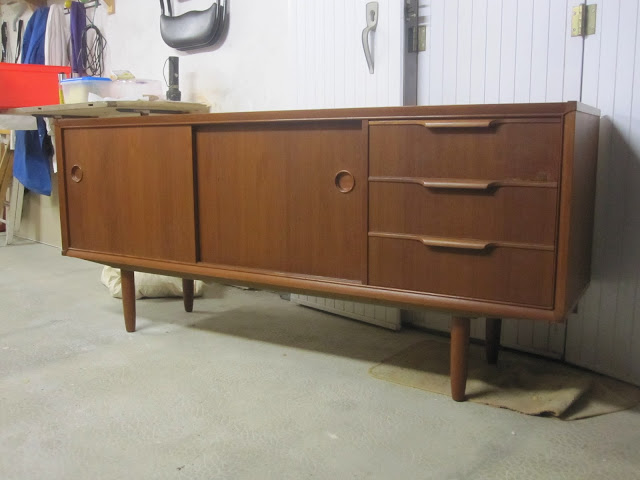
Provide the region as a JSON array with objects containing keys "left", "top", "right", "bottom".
[{"left": 80, "top": 23, "right": 107, "bottom": 76}]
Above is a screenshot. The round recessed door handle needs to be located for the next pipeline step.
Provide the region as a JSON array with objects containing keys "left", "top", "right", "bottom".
[
  {"left": 70, "top": 165, "right": 83, "bottom": 183},
  {"left": 335, "top": 170, "right": 355, "bottom": 193}
]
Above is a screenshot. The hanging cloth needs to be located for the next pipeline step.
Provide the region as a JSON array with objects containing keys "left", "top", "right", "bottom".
[
  {"left": 21, "top": 7, "right": 48, "bottom": 64},
  {"left": 15, "top": 20, "right": 24, "bottom": 63},
  {"left": 1, "top": 22, "right": 7, "bottom": 62},
  {"left": 13, "top": 7, "right": 53, "bottom": 196},
  {"left": 44, "top": 4, "right": 69, "bottom": 67},
  {"left": 70, "top": 1, "right": 86, "bottom": 75}
]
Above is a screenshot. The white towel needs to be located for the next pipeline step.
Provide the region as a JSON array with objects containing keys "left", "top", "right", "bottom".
[
  {"left": 44, "top": 4, "right": 71, "bottom": 173},
  {"left": 44, "top": 4, "right": 70, "bottom": 67}
]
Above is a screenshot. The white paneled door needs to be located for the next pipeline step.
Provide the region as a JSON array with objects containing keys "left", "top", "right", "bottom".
[{"left": 409, "top": 0, "right": 586, "bottom": 359}]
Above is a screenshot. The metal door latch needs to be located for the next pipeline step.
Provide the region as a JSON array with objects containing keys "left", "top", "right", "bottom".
[{"left": 362, "top": 2, "right": 379, "bottom": 74}]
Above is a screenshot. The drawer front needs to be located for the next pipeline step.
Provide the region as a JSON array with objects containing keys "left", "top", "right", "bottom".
[
  {"left": 369, "top": 119, "right": 562, "bottom": 181},
  {"left": 369, "top": 182, "right": 558, "bottom": 246},
  {"left": 369, "top": 236, "right": 555, "bottom": 308}
]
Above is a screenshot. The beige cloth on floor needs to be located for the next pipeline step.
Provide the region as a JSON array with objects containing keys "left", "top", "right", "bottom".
[
  {"left": 370, "top": 336, "right": 640, "bottom": 420},
  {"left": 101, "top": 266, "right": 205, "bottom": 300}
]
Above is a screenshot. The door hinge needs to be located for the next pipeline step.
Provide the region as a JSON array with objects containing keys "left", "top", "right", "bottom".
[
  {"left": 408, "top": 25, "right": 426, "bottom": 53},
  {"left": 571, "top": 4, "right": 597, "bottom": 37}
]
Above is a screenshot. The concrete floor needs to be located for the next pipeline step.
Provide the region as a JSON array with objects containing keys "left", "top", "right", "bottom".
[{"left": 1, "top": 238, "right": 639, "bottom": 480}]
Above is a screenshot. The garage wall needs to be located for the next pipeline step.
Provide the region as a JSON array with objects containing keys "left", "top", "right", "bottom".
[
  {"left": 564, "top": 0, "right": 640, "bottom": 386},
  {"left": 0, "top": 0, "right": 293, "bottom": 246}
]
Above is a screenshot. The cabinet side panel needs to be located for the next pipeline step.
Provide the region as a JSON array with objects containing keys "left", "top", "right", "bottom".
[
  {"left": 62, "top": 126, "right": 196, "bottom": 262},
  {"left": 55, "top": 123, "right": 70, "bottom": 253},
  {"left": 196, "top": 122, "right": 367, "bottom": 282},
  {"left": 556, "top": 111, "right": 600, "bottom": 316}
]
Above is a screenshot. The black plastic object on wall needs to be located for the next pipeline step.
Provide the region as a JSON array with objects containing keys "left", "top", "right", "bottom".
[
  {"left": 159, "top": 0, "right": 227, "bottom": 51},
  {"left": 165, "top": 56, "right": 181, "bottom": 101}
]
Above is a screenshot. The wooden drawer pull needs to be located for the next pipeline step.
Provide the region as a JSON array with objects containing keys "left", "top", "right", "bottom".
[
  {"left": 370, "top": 119, "right": 496, "bottom": 128},
  {"left": 420, "top": 237, "right": 492, "bottom": 250},
  {"left": 421, "top": 179, "right": 498, "bottom": 190},
  {"left": 369, "top": 232, "right": 555, "bottom": 252},
  {"left": 368, "top": 176, "right": 557, "bottom": 190}
]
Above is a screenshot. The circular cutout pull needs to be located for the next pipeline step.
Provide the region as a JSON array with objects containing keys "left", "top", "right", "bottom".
[
  {"left": 335, "top": 170, "right": 355, "bottom": 193},
  {"left": 71, "top": 165, "right": 83, "bottom": 183}
]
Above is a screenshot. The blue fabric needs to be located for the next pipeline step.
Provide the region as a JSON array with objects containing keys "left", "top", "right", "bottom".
[
  {"left": 70, "top": 2, "right": 86, "bottom": 75},
  {"left": 20, "top": 7, "right": 48, "bottom": 65},
  {"left": 14, "top": 7, "right": 53, "bottom": 196}
]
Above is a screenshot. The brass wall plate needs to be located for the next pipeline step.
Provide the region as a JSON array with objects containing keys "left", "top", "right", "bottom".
[
  {"left": 418, "top": 25, "right": 427, "bottom": 52},
  {"left": 586, "top": 4, "right": 597, "bottom": 35}
]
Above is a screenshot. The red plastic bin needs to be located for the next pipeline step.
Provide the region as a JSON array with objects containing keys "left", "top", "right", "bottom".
[{"left": 0, "top": 63, "right": 72, "bottom": 109}]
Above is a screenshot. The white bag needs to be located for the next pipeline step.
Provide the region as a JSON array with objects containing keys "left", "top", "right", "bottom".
[{"left": 101, "top": 266, "right": 204, "bottom": 299}]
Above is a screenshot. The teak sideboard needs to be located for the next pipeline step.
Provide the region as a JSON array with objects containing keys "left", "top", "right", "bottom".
[{"left": 54, "top": 102, "right": 600, "bottom": 401}]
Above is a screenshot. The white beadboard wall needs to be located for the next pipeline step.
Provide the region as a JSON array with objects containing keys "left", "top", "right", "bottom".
[
  {"left": 290, "top": 0, "right": 405, "bottom": 109},
  {"left": 289, "top": 0, "right": 405, "bottom": 329},
  {"left": 412, "top": 0, "right": 640, "bottom": 386},
  {"left": 407, "top": 0, "right": 585, "bottom": 359},
  {"left": 564, "top": 0, "right": 640, "bottom": 386}
]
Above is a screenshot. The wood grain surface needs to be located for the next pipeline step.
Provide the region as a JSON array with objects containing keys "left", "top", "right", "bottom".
[
  {"left": 61, "top": 126, "right": 196, "bottom": 262},
  {"left": 369, "top": 182, "right": 558, "bottom": 246},
  {"left": 368, "top": 236, "right": 555, "bottom": 308},
  {"left": 54, "top": 102, "right": 599, "bottom": 325},
  {"left": 369, "top": 120, "right": 562, "bottom": 181},
  {"left": 196, "top": 121, "right": 367, "bottom": 282}
]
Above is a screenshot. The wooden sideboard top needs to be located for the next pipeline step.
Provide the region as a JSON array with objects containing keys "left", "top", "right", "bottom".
[{"left": 56, "top": 101, "right": 600, "bottom": 129}]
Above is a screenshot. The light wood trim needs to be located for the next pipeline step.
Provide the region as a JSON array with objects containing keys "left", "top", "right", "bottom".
[
  {"left": 368, "top": 232, "right": 555, "bottom": 252},
  {"left": 369, "top": 119, "right": 496, "bottom": 128},
  {"left": 369, "top": 176, "right": 558, "bottom": 190},
  {"left": 421, "top": 237, "right": 493, "bottom": 250}
]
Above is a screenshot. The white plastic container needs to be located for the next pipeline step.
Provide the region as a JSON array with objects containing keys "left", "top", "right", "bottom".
[
  {"left": 60, "top": 77, "right": 112, "bottom": 103},
  {"left": 110, "top": 79, "right": 163, "bottom": 100}
]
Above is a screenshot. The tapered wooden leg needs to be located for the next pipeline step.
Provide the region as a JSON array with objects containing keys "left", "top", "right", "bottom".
[
  {"left": 121, "top": 269, "right": 136, "bottom": 333},
  {"left": 485, "top": 317, "right": 502, "bottom": 364},
  {"left": 182, "top": 279, "right": 194, "bottom": 313},
  {"left": 450, "top": 316, "right": 471, "bottom": 402}
]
